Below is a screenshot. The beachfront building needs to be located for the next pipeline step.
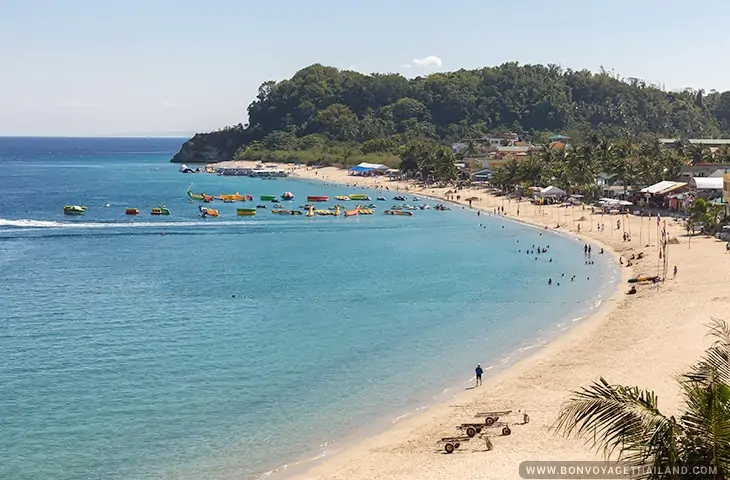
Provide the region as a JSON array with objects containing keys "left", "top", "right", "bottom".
[
  {"left": 639, "top": 180, "right": 688, "bottom": 209},
  {"left": 678, "top": 164, "right": 730, "bottom": 182},
  {"left": 689, "top": 176, "right": 724, "bottom": 198}
]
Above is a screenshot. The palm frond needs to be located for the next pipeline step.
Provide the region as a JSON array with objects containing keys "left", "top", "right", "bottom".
[{"left": 553, "top": 378, "right": 677, "bottom": 465}]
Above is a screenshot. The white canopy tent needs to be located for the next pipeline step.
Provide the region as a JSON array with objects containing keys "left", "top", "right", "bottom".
[
  {"left": 356, "top": 162, "right": 389, "bottom": 170},
  {"left": 539, "top": 185, "right": 566, "bottom": 197}
]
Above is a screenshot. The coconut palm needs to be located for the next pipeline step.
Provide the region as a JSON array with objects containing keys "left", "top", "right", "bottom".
[
  {"left": 554, "top": 317, "right": 730, "bottom": 479},
  {"left": 689, "top": 198, "right": 725, "bottom": 235}
]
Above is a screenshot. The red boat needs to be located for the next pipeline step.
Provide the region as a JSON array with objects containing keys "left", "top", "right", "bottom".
[{"left": 307, "top": 196, "right": 329, "bottom": 202}]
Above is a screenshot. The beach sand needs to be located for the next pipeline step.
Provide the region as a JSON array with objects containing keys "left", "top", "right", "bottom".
[{"left": 217, "top": 161, "right": 730, "bottom": 479}]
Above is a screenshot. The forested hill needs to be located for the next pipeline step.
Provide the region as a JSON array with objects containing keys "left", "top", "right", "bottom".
[{"left": 171, "top": 63, "right": 730, "bottom": 163}]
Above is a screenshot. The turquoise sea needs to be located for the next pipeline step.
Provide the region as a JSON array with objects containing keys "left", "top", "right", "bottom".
[{"left": 0, "top": 137, "right": 618, "bottom": 479}]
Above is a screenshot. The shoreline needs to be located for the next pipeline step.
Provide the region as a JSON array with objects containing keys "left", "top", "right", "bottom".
[{"left": 215, "top": 161, "right": 730, "bottom": 480}]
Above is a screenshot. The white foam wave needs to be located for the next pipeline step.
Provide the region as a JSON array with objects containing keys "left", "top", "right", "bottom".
[{"left": 0, "top": 217, "right": 277, "bottom": 229}]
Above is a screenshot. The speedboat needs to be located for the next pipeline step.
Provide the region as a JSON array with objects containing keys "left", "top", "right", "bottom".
[
  {"left": 125, "top": 208, "right": 139, "bottom": 215},
  {"left": 256, "top": 204, "right": 267, "bottom": 209},
  {"left": 384, "top": 209, "right": 412, "bottom": 216},
  {"left": 334, "top": 196, "right": 349, "bottom": 201},
  {"left": 412, "top": 196, "right": 421, "bottom": 201},
  {"left": 63, "top": 205, "right": 87, "bottom": 215},
  {"left": 393, "top": 195, "right": 406, "bottom": 201},
  {"left": 376, "top": 196, "right": 386, "bottom": 201},
  {"left": 418, "top": 204, "right": 430, "bottom": 210}
]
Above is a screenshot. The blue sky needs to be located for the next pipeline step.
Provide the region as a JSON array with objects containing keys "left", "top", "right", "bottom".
[{"left": 1, "top": 0, "right": 729, "bottom": 137}]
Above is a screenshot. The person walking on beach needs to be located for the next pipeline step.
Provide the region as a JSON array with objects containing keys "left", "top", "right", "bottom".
[{"left": 475, "top": 364, "right": 483, "bottom": 386}]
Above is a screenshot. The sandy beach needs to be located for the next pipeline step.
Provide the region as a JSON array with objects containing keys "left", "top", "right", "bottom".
[{"left": 217, "top": 161, "right": 730, "bottom": 480}]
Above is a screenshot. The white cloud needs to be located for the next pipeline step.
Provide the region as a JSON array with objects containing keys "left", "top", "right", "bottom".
[
  {"left": 405, "top": 55, "right": 443, "bottom": 69},
  {"left": 345, "top": 65, "right": 358, "bottom": 71}
]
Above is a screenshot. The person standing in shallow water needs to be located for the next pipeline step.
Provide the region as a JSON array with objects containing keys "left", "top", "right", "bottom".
[{"left": 475, "top": 364, "right": 483, "bottom": 386}]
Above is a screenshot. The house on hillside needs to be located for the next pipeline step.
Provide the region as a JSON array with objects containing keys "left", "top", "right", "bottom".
[{"left": 548, "top": 134, "right": 571, "bottom": 144}]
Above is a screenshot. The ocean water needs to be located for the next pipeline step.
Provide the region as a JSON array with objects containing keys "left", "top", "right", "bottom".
[{"left": 0, "top": 137, "right": 618, "bottom": 480}]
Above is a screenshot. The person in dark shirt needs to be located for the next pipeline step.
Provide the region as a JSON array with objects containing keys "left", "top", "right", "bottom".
[{"left": 475, "top": 364, "right": 483, "bottom": 386}]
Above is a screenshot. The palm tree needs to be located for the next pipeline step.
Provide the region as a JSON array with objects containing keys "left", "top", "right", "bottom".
[
  {"left": 689, "top": 198, "right": 725, "bottom": 235},
  {"left": 554, "top": 317, "right": 730, "bottom": 479}
]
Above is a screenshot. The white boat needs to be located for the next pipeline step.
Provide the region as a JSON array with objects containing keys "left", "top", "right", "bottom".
[{"left": 249, "top": 168, "right": 288, "bottom": 178}]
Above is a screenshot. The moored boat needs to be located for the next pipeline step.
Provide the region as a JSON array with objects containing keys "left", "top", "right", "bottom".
[
  {"left": 199, "top": 206, "right": 219, "bottom": 217},
  {"left": 376, "top": 196, "right": 386, "bottom": 201},
  {"left": 384, "top": 209, "right": 412, "bottom": 216},
  {"left": 348, "top": 193, "right": 370, "bottom": 201},
  {"left": 260, "top": 195, "right": 277, "bottom": 201},
  {"left": 237, "top": 208, "right": 256, "bottom": 216},
  {"left": 281, "top": 192, "right": 295, "bottom": 200},
  {"left": 151, "top": 205, "right": 171, "bottom": 215},
  {"left": 272, "top": 209, "right": 291, "bottom": 215},
  {"left": 307, "top": 196, "right": 329, "bottom": 202},
  {"left": 306, "top": 205, "right": 314, "bottom": 217},
  {"left": 344, "top": 205, "right": 360, "bottom": 217},
  {"left": 63, "top": 205, "right": 87, "bottom": 215},
  {"left": 334, "top": 196, "right": 349, "bottom": 201},
  {"left": 125, "top": 208, "right": 139, "bottom": 215},
  {"left": 186, "top": 186, "right": 204, "bottom": 201}
]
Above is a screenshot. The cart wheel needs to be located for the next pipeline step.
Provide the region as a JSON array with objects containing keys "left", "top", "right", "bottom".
[
  {"left": 466, "top": 427, "right": 477, "bottom": 437},
  {"left": 485, "top": 417, "right": 496, "bottom": 426},
  {"left": 444, "top": 443, "right": 455, "bottom": 454},
  {"left": 454, "top": 443, "right": 461, "bottom": 449},
  {"left": 502, "top": 427, "right": 511, "bottom": 436}
]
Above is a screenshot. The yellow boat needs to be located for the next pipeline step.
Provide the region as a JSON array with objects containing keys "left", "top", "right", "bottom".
[
  {"left": 359, "top": 208, "right": 373, "bottom": 215},
  {"left": 306, "top": 205, "right": 314, "bottom": 217},
  {"left": 315, "top": 209, "right": 334, "bottom": 216},
  {"left": 334, "top": 196, "right": 349, "bottom": 201},
  {"left": 272, "top": 209, "right": 291, "bottom": 215}
]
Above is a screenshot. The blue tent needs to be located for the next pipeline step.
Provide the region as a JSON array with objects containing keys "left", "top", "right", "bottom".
[{"left": 350, "top": 165, "right": 374, "bottom": 173}]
